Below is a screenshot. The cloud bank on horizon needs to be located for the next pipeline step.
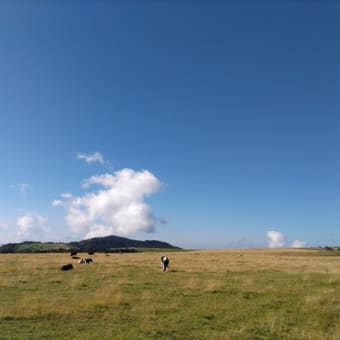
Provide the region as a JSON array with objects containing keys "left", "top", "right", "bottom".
[{"left": 0, "top": 213, "right": 50, "bottom": 244}]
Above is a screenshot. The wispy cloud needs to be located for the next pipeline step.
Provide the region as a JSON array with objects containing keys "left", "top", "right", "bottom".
[
  {"left": 0, "top": 221, "right": 8, "bottom": 230},
  {"left": 16, "top": 213, "right": 49, "bottom": 239},
  {"left": 52, "top": 199, "right": 63, "bottom": 207},
  {"left": 159, "top": 217, "right": 169, "bottom": 225},
  {"left": 53, "top": 168, "right": 162, "bottom": 239},
  {"left": 266, "top": 230, "right": 285, "bottom": 248},
  {"left": 9, "top": 183, "right": 32, "bottom": 195},
  {"left": 76, "top": 152, "right": 105, "bottom": 164},
  {"left": 52, "top": 193, "right": 73, "bottom": 207}
]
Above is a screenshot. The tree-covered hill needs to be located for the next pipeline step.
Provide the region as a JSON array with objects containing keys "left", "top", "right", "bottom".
[{"left": 0, "top": 235, "right": 180, "bottom": 253}]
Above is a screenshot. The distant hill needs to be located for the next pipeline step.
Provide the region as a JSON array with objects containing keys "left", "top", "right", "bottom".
[{"left": 0, "top": 235, "right": 180, "bottom": 253}]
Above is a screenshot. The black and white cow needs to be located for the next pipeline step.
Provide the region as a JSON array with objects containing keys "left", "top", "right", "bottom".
[
  {"left": 61, "top": 264, "right": 73, "bottom": 271},
  {"left": 161, "top": 256, "right": 169, "bottom": 272},
  {"left": 78, "top": 258, "right": 93, "bottom": 264}
]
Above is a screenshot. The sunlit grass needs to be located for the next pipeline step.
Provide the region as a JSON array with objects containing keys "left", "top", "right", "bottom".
[{"left": 0, "top": 249, "right": 340, "bottom": 339}]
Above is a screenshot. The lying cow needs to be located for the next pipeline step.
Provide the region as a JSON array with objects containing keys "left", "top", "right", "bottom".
[
  {"left": 61, "top": 264, "right": 73, "bottom": 271},
  {"left": 161, "top": 256, "right": 169, "bottom": 272},
  {"left": 70, "top": 251, "right": 77, "bottom": 256},
  {"left": 78, "top": 258, "right": 93, "bottom": 264}
]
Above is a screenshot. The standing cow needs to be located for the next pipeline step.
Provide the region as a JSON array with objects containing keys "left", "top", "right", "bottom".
[{"left": 161, "top": 256, "right": 169, "bottom": 272}]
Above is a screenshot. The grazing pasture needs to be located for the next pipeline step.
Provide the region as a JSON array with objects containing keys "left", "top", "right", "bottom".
[{"left": 0, "top": 249, "right": 340, "bottom": 339}]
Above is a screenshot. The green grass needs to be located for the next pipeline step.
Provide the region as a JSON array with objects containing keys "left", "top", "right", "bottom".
[
  {"left": 0, "top": 249, "right": 340, "bottom": 339},
  {"left": 135, "top": 247, "right": 190, "bottom": 253},
  {"left": 14, "top": 242, "right": 73, "bottom": 252}
]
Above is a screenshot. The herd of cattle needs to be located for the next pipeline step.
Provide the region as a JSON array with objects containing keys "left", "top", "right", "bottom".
[{"left": 61, "top": 252, "right": 170, "bottom": 272}]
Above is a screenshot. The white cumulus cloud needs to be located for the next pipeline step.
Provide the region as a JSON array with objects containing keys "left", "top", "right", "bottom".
[
  {"left": 53, "top": 168, "right": 162, "bottom": 239},
  {"left": 290, "top": 240, "right": 307, "bottom": 248},
  {"left": 76, "top": 152, "right": 105, "bottom": 164},
  {"left": 266, "top": 230, "right": 286, "bottom": 248}
]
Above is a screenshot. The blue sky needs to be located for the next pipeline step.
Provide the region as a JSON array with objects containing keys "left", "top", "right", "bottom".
[{"left": 0, "top": 1, "right": 339, "bottom": 248}]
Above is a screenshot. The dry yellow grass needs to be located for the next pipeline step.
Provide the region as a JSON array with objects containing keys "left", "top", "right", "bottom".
[{"left": 0, "top": 249, "right": 340, "bottom": 339}]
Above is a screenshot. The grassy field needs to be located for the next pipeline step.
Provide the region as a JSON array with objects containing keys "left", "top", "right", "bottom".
[{"left": 0, "top": 249, "right": 340, "bottom": 339}]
